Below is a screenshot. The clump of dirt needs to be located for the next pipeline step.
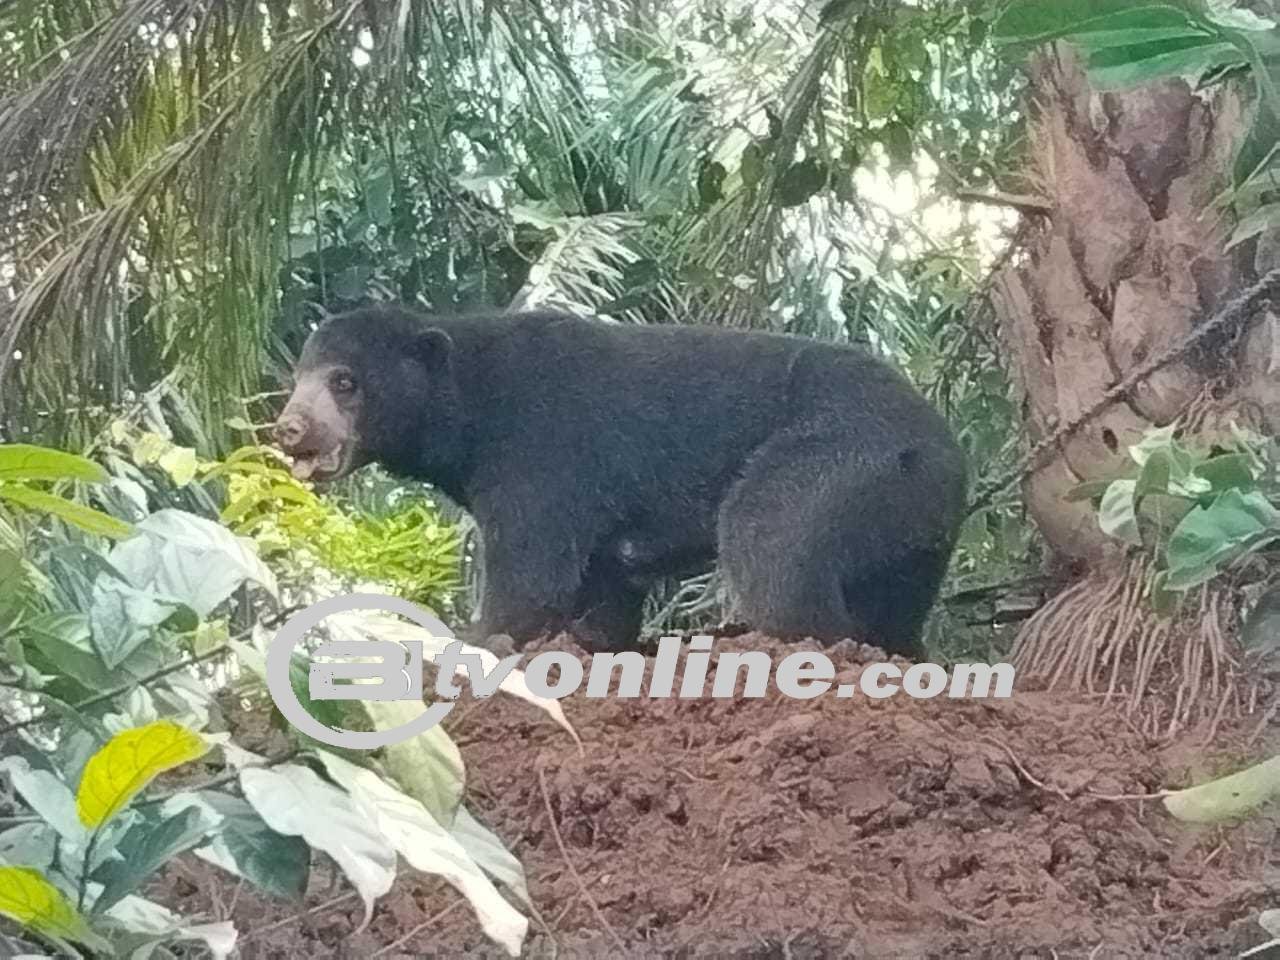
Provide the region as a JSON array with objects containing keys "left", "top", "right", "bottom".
[{"left": 170, "top": 634, "right": 1278, "bottom": 959}]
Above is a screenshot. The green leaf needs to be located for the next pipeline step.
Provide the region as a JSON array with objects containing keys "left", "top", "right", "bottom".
[
  {"left": 1162, "top": 755, "right": 1280, "bottom": 823},
  {"left": 775, "top": 158, "right": 828, "bottom": 207},
  {"left": 740, "top": 142, "right": 765, "bottom": 190},
  {"left": 0, "top": 866, "right": 105, "bottom": 948},
  {"left": 21, "top": 613, "right": 119, "bottom": 690},
  {"left": 1193, "top": 453, "right": 1258, "bottom": 494},
  {"left": 161, "top": 792, "right": 310, "bottom": 901},
  {"left": 157, "top": 446, "right": 198, "bottom": 487},
  {"left": 1165, "top": 489, "right": 1280, "bottom": 589},
  {"left": 863, "top": 68, "right": 902, "bottom": 120},
  {"left": 880, "top": 122, "right": 914, "bottom": 170},
  {"left": 1235, "top": 100, "right": 1280, "bottom": 188},
  {"left": 240, "top": 763, "right": 397, "bottom": 927},
  {"left": 1099, "top": 479, "right": 1141, "bottom": 545},
  {"left": 0, "top": 757, "right": 86, "bottom": 849},
  {"left": 1135, "top": 448, "right": 1173, "bottom": 500},
  {"left": 103, "top": 508, "right": 277, "bottom": 618},
  {"left": 312, "top": 752, "right": 528, "bottom": 954},
  {"left": 452, "top": 806, "right": 532, "bottom": 910},
  {"left": 1226, "top": 200, "right": 1280, "bottom": 250},
  {"left": 90, "top": 579, "right": 197, "bottom": 668},
  {"left": 90, "top": 807, "right": 210, "bottom": 913},
  {"left": 993, "top": 2, "right": 1205, "bottom": 46},
  {"left": 1086, "top": 36, "right": 1243, "bottom": 89},
  {"left": 95, "top": 894, "right": 236, "bottom": 957},
  {"left": 230, "top": 640, "right": 358, "bottom": 750},
  {"left": 0, "top": 822, "right": 58, "bottom": 871},
  {"left": 371, "top": 706, "right": 466, "bottom": 825},
  {"left": 696, "top": 159, "right": 726, "bottom": 207},
  {"left": 76, "top": 721, "right": 210, "bottom": 829},
  {"left": 0, "top": 483, "right": 134, "bottom": 539},
  {"left": 0, "top": 444, "right": 108, "bottom": 484}
]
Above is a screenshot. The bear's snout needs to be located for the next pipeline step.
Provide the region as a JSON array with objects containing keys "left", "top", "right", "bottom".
[{"left": 273, "top": 412, "right": 308, "bottom": 451}]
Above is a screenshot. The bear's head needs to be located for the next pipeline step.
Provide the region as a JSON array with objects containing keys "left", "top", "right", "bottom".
[{"left": 273, "top": 306, "right": 459, "bottom": 483}]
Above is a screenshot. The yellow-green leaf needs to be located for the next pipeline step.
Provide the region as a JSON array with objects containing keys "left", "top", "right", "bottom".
[
  {"left": 0, "top": 444, "right": 108, "bottom": 484},
  {"left": 0, "top": 483, "right": 134, "bottom": 539},
  {"left": 77, "top": 721, "right": 211, "bottom": 828},
  {"left": 0, "top": 866, "right": 98, "bottom": 945},
  {"left": 158, "top": 445, "right": 198, "bottom": 486},
  {"left": 1162, "top": 755, "right": 1280, "bottom": 823}
]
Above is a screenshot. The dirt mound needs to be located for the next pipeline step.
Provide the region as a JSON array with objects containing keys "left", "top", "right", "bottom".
[{"left": 196, "top": 635, "right": 1278, "bottom": 959}]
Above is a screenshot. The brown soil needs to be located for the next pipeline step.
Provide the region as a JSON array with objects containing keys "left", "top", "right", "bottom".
[{"left": 173, "top": 635, "right": 1278, "bottom": 959}]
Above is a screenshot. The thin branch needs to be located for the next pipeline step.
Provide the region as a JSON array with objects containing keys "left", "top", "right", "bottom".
[{"left": 536, "top": 765, "right": 626, "bottom": 953}]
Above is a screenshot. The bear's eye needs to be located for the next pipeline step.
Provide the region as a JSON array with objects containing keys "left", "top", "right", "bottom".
[{"left": 331, "top": 372, "right": 357, "bottom": 395}]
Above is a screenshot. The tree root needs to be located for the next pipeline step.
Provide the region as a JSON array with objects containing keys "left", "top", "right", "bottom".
[{"left": 1011, "top": 557, "right": 1273, "bottom": 739}]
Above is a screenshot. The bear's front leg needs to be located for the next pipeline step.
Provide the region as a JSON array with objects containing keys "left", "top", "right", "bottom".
[{"left": 469, "top": 495, "right": 593, "bottom": 647}]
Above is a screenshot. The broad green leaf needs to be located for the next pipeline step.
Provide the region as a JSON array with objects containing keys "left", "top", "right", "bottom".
[
  {"left": 0, "top": 484, "right": 134, "bottom": 540},
  {"left": 0, "top": 866, "right": 104, "bottom": 948},
  {"left": 0, "top": 445, "right": 108, "bottom": 484},
  {"left": 1207, "top": 4, "right": 1275, "bottom": 32},
  {"left": 1165, "top": 489, "right": 1280, "bottom": 589},
  {"left": 1086, "top": 37, "right": 1243, "bottom": 89},
  {"left": 452, "top": 806, "right": 532, "bottom": 911},
  {"left": 993, "top": 2, "right": 1205, "bottom": 45},
  {"left": 1227, "top": 200, "right": 1280, "bottom": 250},
  {"left": 90, "top": 807, "right": 210, "bottom": 913},
  {"left": 863, "top": 67, "right": 902, "bottom": 120},
  {"left": 1098, "top": 479, "right": 1141, "bottom": 545},
  {"left": 20, "top": 614, "right": 118, "bottom": 690},
  {"left": 0, "top": 823, "right": 58, "bottom": 872},
  {"left": 1128, "top": 424, "right": 1179, "bottom": 465},
  {"left": 314, "top": 752, "right": 528, "bottom": 957},
  {"left": 1193, "top": 453, "right": 1258, "bottom": 494},
  {"left": 160, "top": 792, "right": 310, "bottom": 901},
  {"left": 370, "top": 705, "right": 466, "bottom": 825},
  {"left": 101, "top": 894, "right": 236, "bottom": 959},
  {"left": 241, "top": 763, "right": 396, "bottom": 928},
  {"left": 230, "top": 637, "right": 359, "bottom": 756},
  {"left": 1162, "top": 755, "right": 1280, "bottom": 822},
  {"left": 76, "top": 721, "right": 210, "bottom": 829},
  {"left": 1135, "top": 448, "right": 1173, "bottom": 500},
  {"left": 0, "top": 758, "right": 86, "bottom": 848},
  {"left": 88, "top": 578, "right": 197, "bottom": 670},
  {"left": 89, "top": 579, "right": 197, "bottom": 668},
  {"left": 157, "top": 446, "right": 198, "bottom": 487},
  {"left": 102, "top": 508, "right": 277, "bottom": 617},
  {"left": 1235, "top": 102, "right": 1280, "bottom": 188},
  {"left": 775, "top": 158, "right": 827, "bottom": 207}
]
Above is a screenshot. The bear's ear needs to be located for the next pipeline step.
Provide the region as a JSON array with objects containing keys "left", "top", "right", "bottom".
[{"left": 410, "top": 328, "right": 453, "bottom": 373}]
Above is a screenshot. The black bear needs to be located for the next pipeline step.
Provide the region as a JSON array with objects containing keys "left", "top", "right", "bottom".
[{"left": 273, "top": 304, "right": 967, "bottom": 656}]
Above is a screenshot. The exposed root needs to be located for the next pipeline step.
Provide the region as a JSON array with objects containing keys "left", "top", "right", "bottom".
[{"left": 1011, "top": 558, "right": 1271, "bottom": 739}]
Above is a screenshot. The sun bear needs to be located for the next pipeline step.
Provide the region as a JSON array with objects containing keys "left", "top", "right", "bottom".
[{"left": 274, "top": 304, "right": 967, "bottom": 655}]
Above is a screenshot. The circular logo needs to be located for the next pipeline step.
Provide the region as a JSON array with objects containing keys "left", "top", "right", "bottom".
[{"left": 266, "top": 592, "right": 456, "bottom": 749}]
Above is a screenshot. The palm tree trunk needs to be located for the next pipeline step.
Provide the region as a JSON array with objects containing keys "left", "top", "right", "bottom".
[{"left": 991, "top": 45, "right": 1274, "bottom": 735}]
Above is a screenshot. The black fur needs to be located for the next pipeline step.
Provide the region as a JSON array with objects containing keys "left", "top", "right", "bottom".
[{"left": 286, "top": 304, "right": 968, "bottom": 655}]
